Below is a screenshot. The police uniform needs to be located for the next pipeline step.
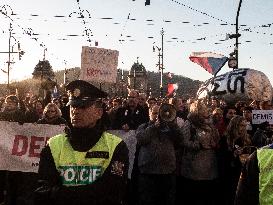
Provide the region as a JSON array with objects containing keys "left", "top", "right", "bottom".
[
  {"left": 35, "top": 80, "right": 129, "bottom": 205},
  {"left": 235, "top": 144, "right": 273, "bottom": 205}
]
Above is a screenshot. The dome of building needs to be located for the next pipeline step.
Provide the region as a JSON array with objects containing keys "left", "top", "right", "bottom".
[{"left": 130, "top": 62, "right": 146, "bottom": 73}]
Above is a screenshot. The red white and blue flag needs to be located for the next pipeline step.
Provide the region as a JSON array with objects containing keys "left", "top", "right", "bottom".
[
  {"left": 167, "top": 83, "right": 178, "bottom": 96},
  {"left": 189, "top": 52, "right": 228, "bottom": 75}
]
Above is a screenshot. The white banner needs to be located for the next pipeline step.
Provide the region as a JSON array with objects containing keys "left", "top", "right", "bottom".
[
  {"left": 0, "top": 122, "right": 137, "bottom": 178},
  {"left": 80, "top": 46, "right": 119, "bottom": 83},
  {"left": 0, "top": 122, "right": 65, "bottom": 173},
  {"left": 197, "top": 68, "right": 273, "bottom": 104},
  {"left": 252, "top": 110, "right": 273, "bottom": 125}
]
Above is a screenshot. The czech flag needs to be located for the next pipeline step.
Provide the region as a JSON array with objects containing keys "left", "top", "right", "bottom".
[
  {"left": 167, "top": 83, "right": 178, "bottom": 96},
  {"left": 189, "top": 52, "right": 228, "bottom": 75}
]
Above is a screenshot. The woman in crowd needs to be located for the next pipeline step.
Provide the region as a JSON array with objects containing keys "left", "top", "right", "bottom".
[
  {"left": 215, "top": 105, "right": 237, "bottom": 137},
  {"left": 212, "top": 108, "right": 223, "bottom": 126},
  {"left": 177, "top": 100, "right": 220, "bottom": 205},
  {"left": 37, "top": 103, "right": 67, "bottom": 125},
  {"left": 218, "top": 115, "right": 252, "bottom": 205}
]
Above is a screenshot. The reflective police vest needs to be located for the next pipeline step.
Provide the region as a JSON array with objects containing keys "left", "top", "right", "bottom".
[
  {"left": 257, "top": 145, "right": 273, "bottom": 205},
  {"left": 48, "top": 132, "right": 122, "bottom": 186}
]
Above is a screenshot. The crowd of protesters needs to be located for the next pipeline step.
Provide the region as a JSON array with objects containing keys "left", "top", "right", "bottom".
[{"left": 0, "top": 87, "right": 272, "bottom": 205}]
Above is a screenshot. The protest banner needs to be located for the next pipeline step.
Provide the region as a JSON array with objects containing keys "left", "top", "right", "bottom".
[
  {"left": 197, "top": 68, "right": 272, "bottom": 104},
  {"left": 252, "top": 110, "right": 273, "bottom": 125},
  {"left": 80, "top": 46, "right": 119, "bottom": 83},
  {"left": 0, "top": 122, "right": 137, "bottom": 178},
  {"left": 0, "top": 122, "right": 65, "bottom": 173}
]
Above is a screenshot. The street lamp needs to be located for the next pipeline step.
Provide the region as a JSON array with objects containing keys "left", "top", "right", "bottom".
[
  {"left": 63, "top": 60, "right": 68, "bottom": 85},
  {"left": 235, "top": 0, "right": 243, "bottom": 66},
  {"left": 227, "top": 0, "right": 243, "bottom": 69},
  {"left": 160, "top": 28, "right": 164, "bottom": 98},
  {"left": 228, "top": 52, "right": 238, "bottom": 69},
  {"left": 153, "top": 28, "right": 165, "bottom": 98},
  {"left": 0, "top": 23, "right": 24, "bottom": 91}
]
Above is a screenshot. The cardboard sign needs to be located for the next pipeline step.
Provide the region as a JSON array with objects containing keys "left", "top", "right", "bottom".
[{"left": 80, "top": 46, "right": 119, "bottom": 83}]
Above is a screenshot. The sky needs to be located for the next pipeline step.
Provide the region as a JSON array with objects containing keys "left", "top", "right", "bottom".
[{"left": 0, "top": 0, "right": 273, "bottom": 86}]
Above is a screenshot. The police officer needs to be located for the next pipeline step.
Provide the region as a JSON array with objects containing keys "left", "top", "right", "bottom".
[
  {"left": 35, "top": 80, "right": 129, "bottom": 205},
  {"left": 234, "top": 144, "right": 271, "bottom": 205}
]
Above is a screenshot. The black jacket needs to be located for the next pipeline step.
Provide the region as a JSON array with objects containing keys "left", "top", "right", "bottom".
[
  {"left": 35, "top": 126, "right": 129, "bottom": 205},
  {"left": 112, "top": 105, "right": 149, "bottom": 130},
  {"left": 234, "top": 149, "right": 262, "bottom": 205},
  {"left": 136, "top": 121, "right": 183, "bottom": 174}
]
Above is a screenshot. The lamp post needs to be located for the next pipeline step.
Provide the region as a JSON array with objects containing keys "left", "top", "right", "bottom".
[
  {"left": 63, "top": 60, "right": 68, "bottom": 85},
  {"left": 153, "top": 28, "right": 165, "bottom": 98},
  {"left": 228, "top": 52, "right": 238, "bottom": 69},
  {"left": 160, "top": 28, "right": 164, "bottom": 98},
  {"left": 228, "top": 0, "right": 243, "bottom": 69},
  {"left": 235, "top": 0, "right": 243, "bottom": 67},
  {"left": 121, "top": 69, "right": 124, "bottom": 97},
  {"left": 133, "top": 69, "right": 136, "bottom": 90},
  {"left": 0, "top": 23, "right": 24, "bottom": 91}
]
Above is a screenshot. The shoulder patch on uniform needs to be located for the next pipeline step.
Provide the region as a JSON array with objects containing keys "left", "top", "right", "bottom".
[{"left": 111, "top": 161, "right": 125, "bottom": 177}]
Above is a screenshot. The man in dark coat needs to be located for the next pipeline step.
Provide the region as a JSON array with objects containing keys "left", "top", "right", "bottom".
[{"left": 112, "top": 90, "right": 149, "bottom": 130}]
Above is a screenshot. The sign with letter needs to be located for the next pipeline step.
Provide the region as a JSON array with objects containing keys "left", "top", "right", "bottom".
[
  {"left": 59, "top": 165, "right": 102, "bottom": 186},
  {"left": 80, "top": 46, "right": 119, "bottom": 83},
  {"left": 0, "top": 122, "right": 65, "bottom": 173},
  {"left": 252, "top": 110, "right": 273, "bottom": 125},
  {"left": 0, "top": 123, "right": 137, "bottom": 179},
  {"left": 197, "top": 68, "right": 273, "bottom": 104}
]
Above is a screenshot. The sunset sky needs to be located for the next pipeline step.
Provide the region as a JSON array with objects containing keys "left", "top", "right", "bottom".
[{"left": 0, "top": 0, "right": 272, "bottom": 85}]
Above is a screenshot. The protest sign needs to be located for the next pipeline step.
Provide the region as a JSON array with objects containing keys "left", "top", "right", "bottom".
[
  {"left": 80, "top": 46, "right": 119, "bottom": 83},
  {"left": 0, "top": 122, "right": 137, "bottom": 179},
  {"left": 197, "top": 68, "right": 272, "bottom": 104},
  {"left": 252, "top": 110, "right": 273, "bottom": 125},
  {"left": 0, "top": 122, "right": 65, "bottom": 173}
]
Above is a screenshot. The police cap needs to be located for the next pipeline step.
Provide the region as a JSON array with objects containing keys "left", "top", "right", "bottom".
[{"left": 65, "top": 80, "right": 107, "bottom": 107}]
